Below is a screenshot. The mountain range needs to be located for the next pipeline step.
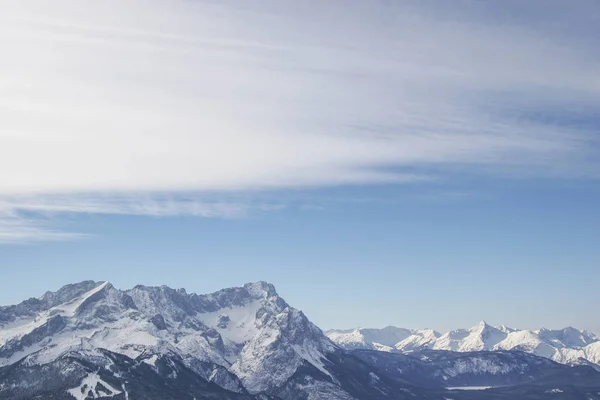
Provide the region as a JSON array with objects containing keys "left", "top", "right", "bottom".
[
  {"left": 1, "top": 281, "right": 599, "bottom": 399},
  {"left": 326, "top": 323, "right": 600, "bottom": 369}
]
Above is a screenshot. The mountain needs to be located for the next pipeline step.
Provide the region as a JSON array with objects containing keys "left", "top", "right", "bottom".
[
  {"left": 0, "top": 281, "right": 438, "bottom": 400},
  {"left": 327, "top": 321, "right": 600, "bottom": 368},
  {"left": 2, "top": 281, "right": 599, "bottom": 400}
]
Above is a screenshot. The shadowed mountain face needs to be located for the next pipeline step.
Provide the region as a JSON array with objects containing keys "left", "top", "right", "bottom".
[
  {"left": 1, "top": 281, "right": 599, "bottom": 400},
  {"left": 352, "top": 349, "right": 600, "bottom": 388}
]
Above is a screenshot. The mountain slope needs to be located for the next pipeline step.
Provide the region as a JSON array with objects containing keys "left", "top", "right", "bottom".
[
  {"left": 0, "top": 348, "right": 260, "bottom": 400},
  {"left": 353, "top": 349, "right": 600, "bottom": 388},
  {"left": 353, "top": 349, "right": 600, "bottom": 400}
]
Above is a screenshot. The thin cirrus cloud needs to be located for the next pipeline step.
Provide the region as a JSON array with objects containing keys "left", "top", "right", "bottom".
[
  {"left": 0, "top": 0, "right": 599, "bottom": 242},
  {"left": 0, "top": 194, "right": 280, "bottom": 243}
]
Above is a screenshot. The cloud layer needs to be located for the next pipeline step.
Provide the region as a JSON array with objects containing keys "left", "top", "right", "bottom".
[{"left": 1, "top": 0, "right": 599, "bottom": 241}]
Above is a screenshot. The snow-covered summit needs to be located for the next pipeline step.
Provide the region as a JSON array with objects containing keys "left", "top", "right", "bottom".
[
  {"left": 432, "top": 321, "right": 509, "bottom": 352},
  {"left": 326, "top": 326, "right": 421, "bottom": 351},
  {"left": 536, "top": 326, "right": 599, "bottom": 348},
  {"left": 0, "top": 281, "right": 110, "bottom": 324},
  {"left": 327, "top": 322, "right": 600, "bottom": 368}
]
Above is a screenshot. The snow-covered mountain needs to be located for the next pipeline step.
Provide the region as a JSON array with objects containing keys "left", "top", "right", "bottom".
[
  {"left": 326, "top": 326, "right": 417, "bottom": 352},
  {"left": 327, "top": 321, "right": 600, "bottom": 368},
  {"left": 3, "top": 282, "right": 600, "bottom": 400},
  {"left": 0, "top": 281, "right": 436, "bottom": 400}
]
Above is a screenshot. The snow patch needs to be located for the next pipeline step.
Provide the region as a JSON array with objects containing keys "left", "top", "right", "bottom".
[
  {"left": 447, "top": 386, "right": 493, "bottom": 391},
  {"left": 197, "top": 301, "right": 263, "bottom": 344},
  {"left": 292, "top": 344, "right": 333, "bottom": 380},
  {"left": 142, "top": 354, "right": 158, "bottom": 366},
  {"left": 67, "top": 372, "right": 121, "bottom": 399}
]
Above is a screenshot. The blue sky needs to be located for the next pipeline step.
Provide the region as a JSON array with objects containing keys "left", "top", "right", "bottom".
[
  {"left": 1, "top": 0, "right": 599, "bottom": 333},
  {"left": 2, "top": 177, "right": 599, "bottom": 332}
]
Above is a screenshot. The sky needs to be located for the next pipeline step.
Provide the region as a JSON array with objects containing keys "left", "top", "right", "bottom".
[{"left": 0, "top": 0, "right": 599, "bottom": 333}]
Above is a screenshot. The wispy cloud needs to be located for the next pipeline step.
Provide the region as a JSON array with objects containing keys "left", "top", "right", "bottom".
[
  {"left": 0, "top": 195, "right": 253, "bottom": 218},
  {"left": 1, "top": 0, "right": 598, "bottom": 241},
  {"left": 0, "top": 194, "right": 281, "bottom": 243},
  {"left": 0, "top": 214, "right": 87, "bottom": 244}
]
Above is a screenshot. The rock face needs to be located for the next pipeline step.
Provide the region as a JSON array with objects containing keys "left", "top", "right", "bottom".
[
  {"left": 327, "top": 321, "right": 600, "bottom": 368},
  {"left": 2, "top": 281, "right": 599, "bottom": 400}
]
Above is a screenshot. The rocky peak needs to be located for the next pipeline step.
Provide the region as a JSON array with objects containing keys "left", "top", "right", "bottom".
[
  {"left": 243, "top": 281, "right": 278, "bottom": 299},
  {"left": 0, "top": 281, "right": 111, "bottom": 324},
  {"left": 41, "top": 281, "right": 104, "bottom": 307},
  {"left": 124, "top": 281, "right": 287, "bottom": 323}
]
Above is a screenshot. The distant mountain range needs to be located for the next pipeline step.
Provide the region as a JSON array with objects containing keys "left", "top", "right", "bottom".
[
  {"left": 326, "top": 322, "right": 600, "bottom": 368},
  {"left": 1, "top": 281, "right": 600, "bottom": 399}
]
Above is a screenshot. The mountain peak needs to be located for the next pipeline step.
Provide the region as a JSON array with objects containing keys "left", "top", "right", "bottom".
[
  {"left": 476, "top": 320, "right": 490, "bottom": 329},
  {"left": 41, "top": 280, "right": 107, "bottom": 302},
  {"left": 243, "top": 281, "right": 278, "bottom": 298}
]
